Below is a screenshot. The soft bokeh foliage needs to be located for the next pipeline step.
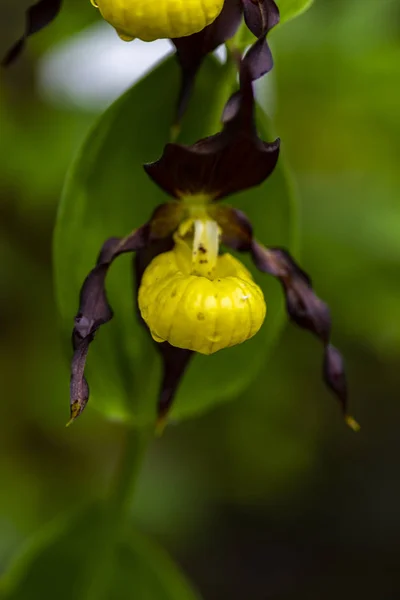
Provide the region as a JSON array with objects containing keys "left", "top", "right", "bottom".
[{"left": 0, "top": 0, "right": 399, "bottom": 598}]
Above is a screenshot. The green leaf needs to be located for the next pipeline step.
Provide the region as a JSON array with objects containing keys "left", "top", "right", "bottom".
[
  {"left": 54, "top": 56, "right": 297, "bottom": 425},
  {"left": 0, "top": 505, "right": 200, "bottom": 600},
  {"left": 277, "top": 0, "right": 315, "bottom": 25}
]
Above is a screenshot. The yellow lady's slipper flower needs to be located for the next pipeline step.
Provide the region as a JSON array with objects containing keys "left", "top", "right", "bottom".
[
  {"left": 68, "top": 56, "right": 358, "bottom": 431},
  {"left": 90, "top": 0, "right": 224, "bottom": 42},
  {"left": 138, "top": 220, "right": 266, "bottom": 354}
]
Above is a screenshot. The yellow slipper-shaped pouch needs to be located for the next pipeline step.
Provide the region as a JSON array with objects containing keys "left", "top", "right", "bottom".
[
  {"left": 139, "top": 235, "right": 266, "bottom": 355},
  {"left": 91, "top": 0, "right": 224, "bottom": 42}
]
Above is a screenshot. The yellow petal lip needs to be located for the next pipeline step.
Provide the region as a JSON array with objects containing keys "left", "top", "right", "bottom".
[
  {"left": 138, "top": 247, "right": 266, "bottom": 355},
  {"left": 92, "top": 0, "right": 224, "bottom": 42}
]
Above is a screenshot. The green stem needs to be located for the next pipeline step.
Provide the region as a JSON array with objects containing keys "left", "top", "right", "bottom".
[
  {"left": 205, "top": 17, "right": 254, "bottom": 136},
  {"left": 172, "top": 18, "right": 249, "bottom": 142},
  {"left": 82, "top": 425, "right": 153, "bottom": 600},
  {"left": 230, "top": 17, "right": 253, "bottom": 52},
  {"left": 110, "top": 424, "right": 153, "bottom": 525},
  {"left": 204, "top": 52, "right": 238, "bottom": 136}
]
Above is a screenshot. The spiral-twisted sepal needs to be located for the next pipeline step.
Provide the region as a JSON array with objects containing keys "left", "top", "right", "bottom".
[
  {"left": 68, "top": 204, "right": 193, "bottom": 426},
  {"left": 68, "top": 226, "right": 151, "bottom": 425},
  {"left": 173, "top": 0, "right": 281, "bottom": 121},
  {"left": 2, "top": 0, "right": 63, "bottom": 66},
  {"left": 250, "top": 241, "right": 359, "bottom": 430}
]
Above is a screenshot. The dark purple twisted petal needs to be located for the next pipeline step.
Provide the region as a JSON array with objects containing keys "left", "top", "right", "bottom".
[
  {"left": 172, "top": 0, "right": 280, "bottom": 121},
  {"left": 172, "top": 0, "right": 243, "bottom": 121},
  {"left": 249, "top": 241, "right": 358, "bottom": 428},
  {"left": 241, "top": 0, "right": 280, "bottom": 80},
  {"left": 242, "top": 0, "right": 280, "bottom": 38},
  {"left": 217, "top": 221, "right": 357, "bottom": 429},
  {"left": 69, "top": 202, "right": 183, "bottom": 424},
  {"left": 69, "top": 225, "right": 151, "bottom": 424},
  {"left": 2, "top": 0, "right": 63, "bottom": 66},
  {"left": 144, "top": 69, "right": 280, "bottom": 201},
  {"left": 242, "top": 34, "right": 273, "bottom": 81}
]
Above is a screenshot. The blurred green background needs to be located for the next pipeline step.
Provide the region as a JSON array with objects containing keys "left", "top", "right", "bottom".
[{"left": 1, "top": 0, "right": 400, "bottom": 598}]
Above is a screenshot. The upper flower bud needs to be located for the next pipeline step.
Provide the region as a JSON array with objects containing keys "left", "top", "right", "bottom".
[
  {"left": 138, "top": 219, "right": 266, "bottom": 354},
  {"left": 90, "top": 0, "right": 224, "bottom": 42}
]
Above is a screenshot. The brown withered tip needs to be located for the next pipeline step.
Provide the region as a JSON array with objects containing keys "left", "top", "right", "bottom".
[
  {"left": 155, "top": 415, "right": 168, "bottom": 437},
  {"left": 345, "top": 415, "right": 361, "bottom": 432},
  {"left": 66, "top": 400, "right": 84, "bottom": 427}
]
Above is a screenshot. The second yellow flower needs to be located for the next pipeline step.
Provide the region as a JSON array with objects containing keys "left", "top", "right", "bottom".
[{"left": 91, "top": 0, "right": 224, "bottom": 42}]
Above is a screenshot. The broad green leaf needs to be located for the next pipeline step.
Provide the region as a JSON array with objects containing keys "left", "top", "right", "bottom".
[
  {"left": 277, "top": 0, "right": 315, "bottom": 25},
  {"left": 0, "top": 505, "right": 200, "bottom": 600},
  {"left": 54, "top": 56, "right": 297, "bottom": 425}
]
